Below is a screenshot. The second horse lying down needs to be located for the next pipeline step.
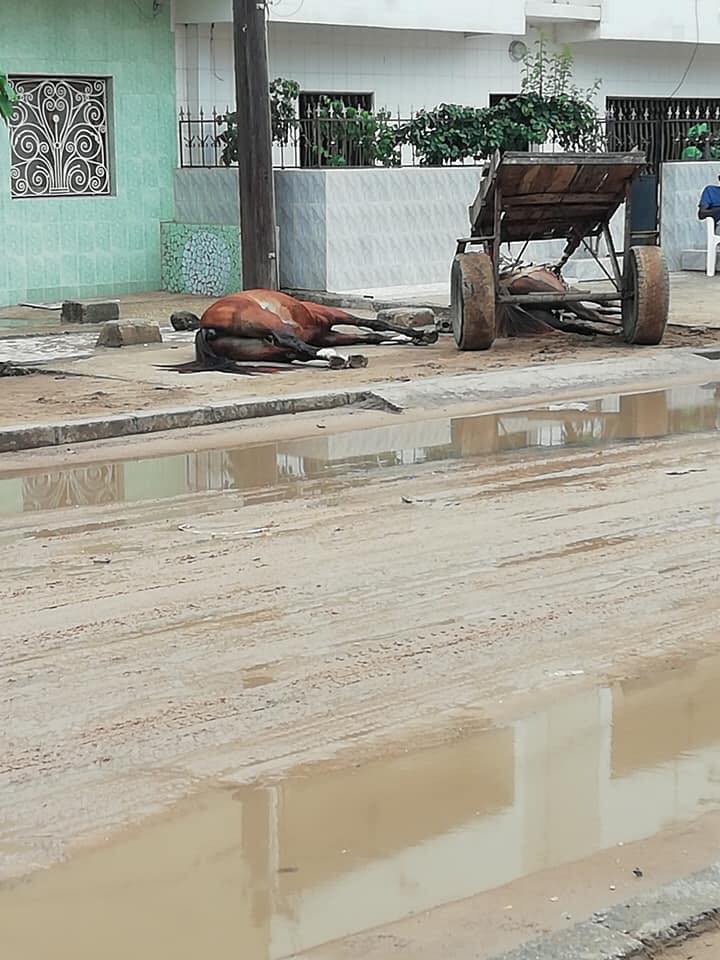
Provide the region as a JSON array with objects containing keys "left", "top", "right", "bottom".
[{"left": 171, "top": 290, "right": 438, "bottom": 371}]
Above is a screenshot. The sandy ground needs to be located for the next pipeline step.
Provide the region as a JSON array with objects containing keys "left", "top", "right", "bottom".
[
  {"left": 2, "top": 409, "right": 720, "bottom": 893},
  {"left": 0, "top": 278, "right": 719, "bottom": 428},
  {"left": 3, "top": 278, "right": 720, "bottom": 957}
]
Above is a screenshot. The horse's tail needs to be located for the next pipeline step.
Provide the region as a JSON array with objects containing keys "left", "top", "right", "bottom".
[{"left": 194, "top": 328, "right": 229, "bottom": 368}]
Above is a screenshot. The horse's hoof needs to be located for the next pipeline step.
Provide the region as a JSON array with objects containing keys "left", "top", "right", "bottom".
[
  {"left": 348, "top": 354, "right": 368, "bottom": 368},
  {"left": 328, "top": 355, "right": 347, "bottom": 369},
  {"left": 417, "top": 328, "right": 439, "bottom": 345}
]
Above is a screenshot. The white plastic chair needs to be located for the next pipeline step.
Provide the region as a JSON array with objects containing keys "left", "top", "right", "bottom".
[{"left": 707, "top": 216, "right": 720, "bottom": 277}]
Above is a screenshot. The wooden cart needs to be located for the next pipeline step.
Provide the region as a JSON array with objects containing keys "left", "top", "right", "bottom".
[{"left": 451, "top": 151, "right": 669, "bottom": 350}]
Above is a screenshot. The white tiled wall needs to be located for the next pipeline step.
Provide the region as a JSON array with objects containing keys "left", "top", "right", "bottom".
[
  {"left": 661, "top": 161, "right": 720, "bottom": 271},
  {"left": 175, "top": 21, "right": 720, "bottom": 117},
  {"left": 176, "top": 23, "right": 527, "bottom": 116}
]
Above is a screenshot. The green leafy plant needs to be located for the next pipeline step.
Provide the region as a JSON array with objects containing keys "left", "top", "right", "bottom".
[
  {"left": 269, "top": 77, "right": 300, "bottom": 145},
  {"left": 398, "top": 38, "right": 601, "bottom": 165},
  {"left": 304, "top": 97, "right": 399, "bottom": 167},
  {"left": 681, "top": 122, "right": 720, "bottom": 160},
  {"left": 518, "top": 37, "right": 601, "bottom": 150},
  {"left": 215, "top": 39, "right": 600, "bottom": 169},
  {"left": 0, "top": 71, "right": 18, "bottom": 126},
  {"left": 397, "top": 104, "right": 488, "bottom": 166},
  {"left": 219, "top": 77, "right": 300, "bottom": 165}
]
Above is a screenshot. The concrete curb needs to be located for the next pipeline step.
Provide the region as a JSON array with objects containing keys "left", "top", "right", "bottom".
[
  {"left": 0, "top": 348, "right": 715, "bottom": 454},
  {"left": 493, "top": 863, "right": 720, "bottom": 960},
  {"left": 373, "top": 349, "right": 717, "bottom": 412},
  {"left": 0, "top": 388, "right": 385, "bottom": 453}
]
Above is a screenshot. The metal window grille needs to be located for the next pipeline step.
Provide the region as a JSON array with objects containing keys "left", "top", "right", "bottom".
[
  {"left": 298, "top": 91, "right": 374, "bottom": 168},
  {"left": 8, "top": 75, "right": 111, "bottom": 198},
  {"left": 606, "top": 97, "right": 720, "bottom": 173}
]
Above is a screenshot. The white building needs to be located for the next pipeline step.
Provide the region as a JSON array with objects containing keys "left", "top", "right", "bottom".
[
  {"left": 173, "top": 0, "right": 720, "bottom": 119},
  {"left": 165, "top": 1, "right": 720, "bottom": 295}
]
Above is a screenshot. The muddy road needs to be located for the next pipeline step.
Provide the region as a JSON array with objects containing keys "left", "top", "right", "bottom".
[{"left": 2, "top": 383, "right": 720, "bottom": 957}]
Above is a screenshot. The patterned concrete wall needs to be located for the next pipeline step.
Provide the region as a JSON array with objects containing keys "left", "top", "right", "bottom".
[
  {"left": 161, "top": 223, "right": 241, "bottom": 297},
  {"left": 661, "top": 161, "right": 720, "bottom": 271},
  {"left": 0, "top": 0, "right": 176, "bottom": 307}
]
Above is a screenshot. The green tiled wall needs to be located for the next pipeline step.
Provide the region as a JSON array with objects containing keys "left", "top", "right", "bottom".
[
  {"left": 0, "top": 0, "right": 176, "bottom": 307},
  {"left": 161, "top": 222, "right": 241, "bottom": 297}
]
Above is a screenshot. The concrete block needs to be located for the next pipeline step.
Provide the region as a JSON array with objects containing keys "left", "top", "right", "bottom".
[
  {"left": 376, "top": 307, "right": 437, "bottom": 329},
  {"left": 62, "top": 301, "right": 120, "bottom": 324},
  {"left": 96, "top": 319, "right": 163, "bottom": 348}
]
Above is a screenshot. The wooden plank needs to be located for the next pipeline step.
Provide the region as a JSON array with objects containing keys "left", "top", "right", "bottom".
[
  {"left": 500, "top": 164, "right": 534, "bottom": 195},
  {"left": 515, "top": 163, "right": 566, "bottom": 196},
  {"left": 545, "top": 163, "right": 582, "bottom": 195},
  {"left": 503, "top": 192, "right": 626, "bottom": 206},
  {"left": 501, "top": 151, "right": 645, "bottom": 166},
  {"left": 498, "top": 291, "right": 622, "bottom": 304},
  {"left": 469, "top": 152, "right": 646, "bottom": 244}
]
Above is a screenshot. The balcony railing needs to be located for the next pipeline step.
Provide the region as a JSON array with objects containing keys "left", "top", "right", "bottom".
[{"left": 178, "top": 105, "right": 720, "bottom": 174}]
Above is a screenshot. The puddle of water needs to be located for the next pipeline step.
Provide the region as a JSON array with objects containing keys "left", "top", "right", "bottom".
[
  {"left": 0, "top": 317, "right": 58, "bottom": 332},
  {"left": 0, "top": 384, "right": 719, "bottom": 518},
  {"left": 3, "top": 656, "right": 720, "bottom": 958},
  {"left": 0, "top": 327, "right": 193, "bottom": 364}
]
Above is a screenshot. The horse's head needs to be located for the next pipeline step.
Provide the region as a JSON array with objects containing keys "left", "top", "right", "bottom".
[{"left": 170, "top": 311, "right": 201, "bottom": 331}]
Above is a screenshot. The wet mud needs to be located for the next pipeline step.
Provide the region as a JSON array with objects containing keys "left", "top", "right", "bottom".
[{"left": 3, "top": 654, "right": 720, "bottom": 959}]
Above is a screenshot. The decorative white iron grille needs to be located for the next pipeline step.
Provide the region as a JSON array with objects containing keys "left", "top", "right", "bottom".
[{"left": 8, "top": 75, "right": 111, "bottom": 198}]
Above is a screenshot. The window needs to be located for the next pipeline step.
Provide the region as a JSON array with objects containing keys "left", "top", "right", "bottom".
[
  {"left": 606, "top": 97, "right": 720, "bottom": 172},
  {"left": 8, "top": 75, "right": 111, "bottom": 198},
  {"left": 298, "top": 91, "right": 374, "bottom": 167}
]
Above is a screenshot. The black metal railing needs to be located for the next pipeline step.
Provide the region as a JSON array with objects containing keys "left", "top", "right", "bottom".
[
  {"left": 178, "top": 107, "right": 720, "bottom": 173},
  {"left": 178, "top": 108, "right": 483, "bottom": 169}
]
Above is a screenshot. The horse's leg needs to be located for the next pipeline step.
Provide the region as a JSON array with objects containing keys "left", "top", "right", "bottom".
[
  {"left": 322, "top": 330, "right": 414, "bottom": 347},
  {"left": 302, "top": 302, "right": 438, "bottom": 345},
  {"left": 341, "top": 314, "right": 439, "bottom": 345},
  {"left": 267, "top": 330, "right": 358, "bottom": 369}
]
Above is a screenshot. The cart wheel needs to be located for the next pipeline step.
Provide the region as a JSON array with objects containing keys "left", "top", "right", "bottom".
[
  {"left": 622, "top": 246, "right": 669, "bottom": 346},
  {"left": 451, "top": 252, "right": 496, "bottom": 351}
]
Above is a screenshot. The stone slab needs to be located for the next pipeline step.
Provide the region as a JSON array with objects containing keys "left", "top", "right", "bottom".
[
  {"left": 61, "top": 301, "right": 120, "bottom": 325},
  {"left": 376, "top": 308, "right": 437, "bottom": 329},
  {"left": 96, "top": 319, "right": 163, "bottom": 348}
]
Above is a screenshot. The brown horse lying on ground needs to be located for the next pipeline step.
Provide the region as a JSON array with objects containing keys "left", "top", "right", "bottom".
[{"left": 171, "top": 290, "right": 438, "bottom": 371}]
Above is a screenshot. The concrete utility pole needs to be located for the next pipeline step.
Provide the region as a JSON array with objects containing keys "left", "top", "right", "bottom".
[{"left": 233, "top": 0, "right": 278, "bottom": 290}]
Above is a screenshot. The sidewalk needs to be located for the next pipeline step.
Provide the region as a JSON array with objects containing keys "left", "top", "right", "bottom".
[{"left": 0, "top": 275, "right": 719, "bottom": 450}]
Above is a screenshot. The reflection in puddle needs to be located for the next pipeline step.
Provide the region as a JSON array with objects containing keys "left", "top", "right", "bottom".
[
  {"left": 1, "top": 384, "right": 719, "bottom": 517},
  {"left": 3, "top": 655, "right": 720, "bottom": 959}
]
